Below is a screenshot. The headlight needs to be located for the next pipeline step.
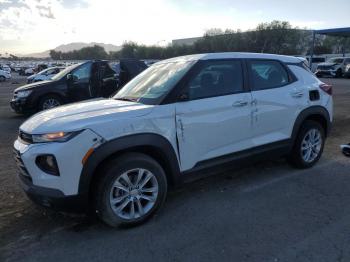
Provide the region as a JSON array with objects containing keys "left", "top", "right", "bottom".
[
  {"left": 16, "top": 90, "right": 32, "bottom": 98},
  {"left": 32, "top": 131, "right": 81, "bottom": 143}
]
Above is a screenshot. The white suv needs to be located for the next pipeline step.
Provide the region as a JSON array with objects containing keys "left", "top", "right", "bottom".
[{"left": 14, "top": 53, "right": 333, "bottom": 227}]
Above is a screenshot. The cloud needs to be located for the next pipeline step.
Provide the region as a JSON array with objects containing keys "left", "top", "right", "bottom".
[{"left": 36, "top": 4, "right": 55, "bottom": 19}]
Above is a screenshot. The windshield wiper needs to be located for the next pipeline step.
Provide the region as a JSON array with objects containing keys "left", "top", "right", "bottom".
[{"left": 115, "top": 97, "right": 138, "bottom": 102}]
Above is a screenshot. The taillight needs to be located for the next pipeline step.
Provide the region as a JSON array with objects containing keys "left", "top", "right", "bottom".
[{"left": 319, "top": 83, "right": 332, "bottom": 96}]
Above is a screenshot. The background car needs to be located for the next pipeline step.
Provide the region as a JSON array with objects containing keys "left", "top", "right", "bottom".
[
  {"left": 27, "top": 67, "right": 65, "bottom": 84},
  {"left": 0, "top": 69, "right": 11, "bottom": 82},
  {"left": 316, "top": 57, "right": 350, "bottom": 77},
  {"left": 24, "top": 68, "right": 35, "bottom": 76},
  {"left": 306, "top": 56, "right": 326, "bottom": 73},
  {"left": 0, "top": 64, "right": 11, "bottom": 73}
]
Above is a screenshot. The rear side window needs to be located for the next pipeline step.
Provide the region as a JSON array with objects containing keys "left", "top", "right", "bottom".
[
  {"left": 249, "top": 60, "right": 290, "bottom": 91},
  {"left": 187, "top": 60, "right": 244, "bottom": 100}
]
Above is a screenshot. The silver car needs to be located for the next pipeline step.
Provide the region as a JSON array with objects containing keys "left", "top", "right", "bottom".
[{"left": 316, "top": 57, "right": 350, "bottom": 78}]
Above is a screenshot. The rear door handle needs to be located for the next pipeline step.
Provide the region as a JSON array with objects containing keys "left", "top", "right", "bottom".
[{"left": 232, "top": 100, "right": 248, "bottom": 107}]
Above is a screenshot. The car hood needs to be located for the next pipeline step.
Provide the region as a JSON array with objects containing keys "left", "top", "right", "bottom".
[
  {"left": 318, "top": 62, "right": 338, "bottom": 67},
  {"left": 14, "top": 80, "right": 54, "bottom": 91},
  {"left": 20, "top": 98, "right": 153, "bottom": 134}
]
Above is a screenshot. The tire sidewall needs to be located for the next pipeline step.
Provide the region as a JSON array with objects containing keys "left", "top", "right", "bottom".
[{"left": 96, "top": 153, "right": 167, "bottom": 227}]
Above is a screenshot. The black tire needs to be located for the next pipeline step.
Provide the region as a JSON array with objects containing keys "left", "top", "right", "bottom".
[
  {"left": 0, "top": 76, "right": 5, "bottom": 82},
  {"left": 335, "top": 69, "right": 343, "bottom": 78},
  {"left": 95, "top": 153, "right": 168, "bottom": 227},
  {"left": 38, "top": 95, "right": 62, "bottom": 111},
  {"left": 288, "top": 120, "right": 325, "bottom": 169}
]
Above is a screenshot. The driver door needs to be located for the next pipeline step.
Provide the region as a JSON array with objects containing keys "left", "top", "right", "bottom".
[
  {"left": 67, "top": 62, "right": 93, "bottom": 102},
  {"left": 175, "top": 59, "right": 253, "bottom": 171}
]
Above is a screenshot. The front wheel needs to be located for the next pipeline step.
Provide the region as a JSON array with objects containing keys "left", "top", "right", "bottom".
[
  {"left": 39, "top": 95, "right": 62, "bottom": 111},
  {"left": 288, "top": 120, "right": 325, "bottom": 169},
  {"left": 95, "top": 153, "right": 168, "bottom": 227},
  {"left": 0, "top": 76, "right": 5, "bottom": 82},
  {"left": 335, "top": 69, "right": 343, "bottom": 78}
]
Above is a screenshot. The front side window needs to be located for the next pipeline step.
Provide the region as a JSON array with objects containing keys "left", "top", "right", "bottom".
[
  {"left": 186, "top": 60, "right": 244, "bottom": 100},
  {"left": 72, "top": 62, "right": 92, "bottom": 83},
  {"left": 249, "top": 60, "right": 289, "bottom": 91},
  {"left": 114, "top": 60, "right": 195, "bottom": 105},
  {"left": 51, "top": 63, "right": 82, "bottom": 81}
]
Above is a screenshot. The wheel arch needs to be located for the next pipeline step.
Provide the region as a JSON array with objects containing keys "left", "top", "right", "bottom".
[
  {"left": 291, "top": 106, "right": 331, "bottom": 143},
  {"left": 78, "top": 133, "right": 181, "bottom": 197}
]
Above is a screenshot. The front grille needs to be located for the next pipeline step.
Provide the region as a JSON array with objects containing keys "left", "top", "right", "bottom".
[
  {"left": 13, "top": 149, "right": 32, "bottom": 182},
  {"left": 19, "top": 131, "right": 33, "bottom": 144},
  {"left": 318, "top": 65, "right": 332, "bottom": 70}
]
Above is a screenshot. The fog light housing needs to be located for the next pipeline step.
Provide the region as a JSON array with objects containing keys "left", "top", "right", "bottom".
[{"left": 36, "top": 155, "right": 60, "bottom": 176}]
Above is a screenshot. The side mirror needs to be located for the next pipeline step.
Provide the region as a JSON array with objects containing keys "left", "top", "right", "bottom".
[
  {"left": 66, "top": 74, "right": 73, "bottom": 81},
  {"left": 67, "top": 74, "right": 78, "bottom": 82}
]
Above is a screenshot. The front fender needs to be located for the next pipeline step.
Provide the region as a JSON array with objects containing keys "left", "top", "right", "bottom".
[{"left": 78, "top": 133, "right": 181, "bottom": 195}]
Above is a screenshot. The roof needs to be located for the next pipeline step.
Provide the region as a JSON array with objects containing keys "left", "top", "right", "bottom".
[
  {"left": 315, "top": 27, "right": 350, "bottom": 37},
  {"left": 159, "top": 52, "right": 302, "bottom": 64}
]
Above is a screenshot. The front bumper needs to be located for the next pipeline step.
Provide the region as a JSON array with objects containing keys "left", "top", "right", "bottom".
[
  {"left": 315, "top": 69, "right": 337, "bottom": 77},
  {"left": 10, "top": 98, "right": 36, "bottom": 114},
  {"left": 18, "top": 173, "right": 88, "bottom": 212},
  {"left": 13, "top": 129, "right": 103, "bottom": 212}
]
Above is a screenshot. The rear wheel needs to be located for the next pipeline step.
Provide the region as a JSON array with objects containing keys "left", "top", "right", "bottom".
[
  {"left": 288, "top": 120, "right": 325, "bottom": 169},
  {"left": 95, "top": 153, "right": 168, "bottom": 227},
  {"left": 39, "top": 95, "right": 62, "bottom": 111}
]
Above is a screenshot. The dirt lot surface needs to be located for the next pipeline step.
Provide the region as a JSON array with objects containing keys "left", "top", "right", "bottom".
[{"left": 0, "top": 74, "right": 350, "bottom": 262}]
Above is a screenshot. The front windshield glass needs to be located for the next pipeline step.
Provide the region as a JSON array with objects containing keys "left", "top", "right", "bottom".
[
  {"left": 327, "top": 58, "right": 344, "bottom": 64},
  {"left": 114, "top": 60, "right": 195, "bottom": 105},
  {"left": 51, "top": 63, "right": 82, "bottom": 80}
]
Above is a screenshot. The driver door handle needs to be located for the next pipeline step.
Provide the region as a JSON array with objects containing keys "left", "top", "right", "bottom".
[{"left": 232, "top": 100, "right": 248, "bottom": 107}]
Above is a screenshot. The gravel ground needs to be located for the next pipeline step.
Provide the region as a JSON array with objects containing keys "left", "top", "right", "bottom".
[{"left": 0, "top": 74, "right": 350, "bottom": 262}]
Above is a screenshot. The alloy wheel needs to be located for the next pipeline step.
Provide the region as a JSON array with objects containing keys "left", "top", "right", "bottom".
[
  {"left": 301, "top": 129, "right": 322, "bottom": 163},
  {"left": 109, "top": 168, "right": 159, "bottom": 220},
  {"left": 42, "top": 98, "right": 60, "bottom": 110}
]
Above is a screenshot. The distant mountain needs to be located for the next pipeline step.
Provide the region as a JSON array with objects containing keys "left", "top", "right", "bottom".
[{"left": 23, "top": 42, "right": 121, "bottom": 58}]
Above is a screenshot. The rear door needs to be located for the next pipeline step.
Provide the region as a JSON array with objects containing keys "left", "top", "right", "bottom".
[
  {"left": 248, "top": 59, "right": 306, "bottom": 146},
  {"left": 175, "top": 59, "right": 253, "bottom": 171}
]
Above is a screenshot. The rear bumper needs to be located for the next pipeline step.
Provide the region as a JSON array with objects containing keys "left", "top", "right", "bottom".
[{"left": 18, "top": 173, "right": 88, "bottom": 213}]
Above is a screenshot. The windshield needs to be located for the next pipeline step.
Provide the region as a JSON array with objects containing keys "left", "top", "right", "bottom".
[
  {"left": 327, "top": 58, "right": 344, "bottom": 64},
  {"left": 114, "top": 60, "right": 195, "bottom": 105},
  {"left": 51, "top": 63, "right": 82, "bottom": 80}
]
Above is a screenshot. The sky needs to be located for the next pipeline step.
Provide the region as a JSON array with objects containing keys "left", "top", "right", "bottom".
[{"left": 0, "top": 0, "right": 349, "bottom": 55}]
